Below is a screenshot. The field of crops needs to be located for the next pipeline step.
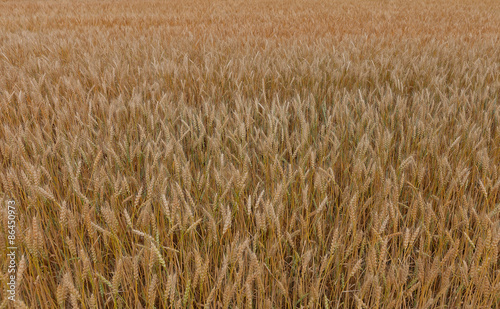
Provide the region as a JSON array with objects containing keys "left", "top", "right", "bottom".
[{"left": 1, "top": 0, "right": 500, "bottom": 308}]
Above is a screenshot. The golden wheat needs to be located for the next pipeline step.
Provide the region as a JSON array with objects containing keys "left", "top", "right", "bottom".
[{"left": 1, "top": 0, "right": 500, "bottom": 308}]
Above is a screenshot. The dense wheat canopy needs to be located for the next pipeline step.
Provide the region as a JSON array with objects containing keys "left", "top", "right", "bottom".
[{"left": 1, "top": 0, "right": 500, "bottom": 308}]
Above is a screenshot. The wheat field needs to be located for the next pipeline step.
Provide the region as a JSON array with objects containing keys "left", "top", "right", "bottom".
[{"left": 1, "top": 0, "right": 500, "bottom": 308}]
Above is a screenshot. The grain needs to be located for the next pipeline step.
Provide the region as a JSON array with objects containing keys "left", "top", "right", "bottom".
[{"left": 1, "top": 0, "right": 499, "bottom": 307}]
